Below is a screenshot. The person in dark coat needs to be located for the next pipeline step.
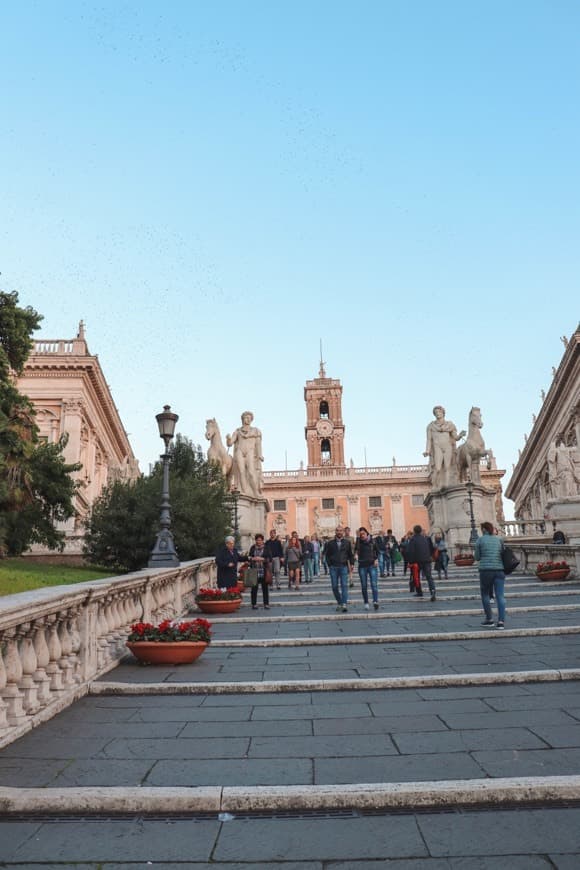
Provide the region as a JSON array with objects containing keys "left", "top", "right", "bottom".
[
  {"left": 248, "top": 533, "right": 270, "bottom": 610},
  {"left": 324, "top": 526, "right": 355, "bottom": 612},
  {"left": 405, "top": 525, "right": 436, "bottom": 601},
  {"left": 215, "top": 536, "right": 245, "bottom": 588},
  {"left": 264, "top": 529, "right": 284, "bottom": 589},
  {"left": 355, "top": 527, "right": 380, "bottom": 610}
]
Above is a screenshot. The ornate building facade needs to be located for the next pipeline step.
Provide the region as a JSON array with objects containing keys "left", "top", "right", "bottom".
[
  {"left": 506, "top": 324, "right": 580, "bottom": 541},
  {"left": 262, "top": 363, "right": 505, "bottom": 542},
  {"left": 16, "top": 323, "right": 140, "bottom": 555}
]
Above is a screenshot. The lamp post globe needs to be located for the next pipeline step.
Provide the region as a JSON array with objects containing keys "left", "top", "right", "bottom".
[{"left": 148, "top": 405, "right": 180, "bottom": 569}]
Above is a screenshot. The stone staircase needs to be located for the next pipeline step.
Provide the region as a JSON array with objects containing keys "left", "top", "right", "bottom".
[{"left": 1, "top": 565, "right": 580, "bottom": 865}]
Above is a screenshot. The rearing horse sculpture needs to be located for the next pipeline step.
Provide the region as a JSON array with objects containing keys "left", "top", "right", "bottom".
[
  {"left": 456, "top": 406, "right": 488, "bottom": 484},
  {"left": 205, "top": 418, "right": 233, "bottom": 485}
]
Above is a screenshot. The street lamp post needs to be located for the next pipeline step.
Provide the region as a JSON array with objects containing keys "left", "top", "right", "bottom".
[
  {"left": 465, "top": 480, "right": 479, "bottom": 546},
  {"left": 148, "top": 405, "right": 180, "bottom": 568},
  {"left": 228, "top": 487, "right": 240, "bottom": 548}
]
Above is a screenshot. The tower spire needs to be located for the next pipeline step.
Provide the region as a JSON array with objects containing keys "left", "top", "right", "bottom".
[{"left": 318, "top": 339, "right": 326, "bottom": 378}]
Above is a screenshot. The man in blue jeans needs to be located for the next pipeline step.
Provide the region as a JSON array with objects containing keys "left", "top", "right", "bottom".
[{"left": 324, "top": 525, "right": 355, "bottom": 612}]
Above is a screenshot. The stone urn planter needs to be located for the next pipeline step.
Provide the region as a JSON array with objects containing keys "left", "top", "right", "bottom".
[
  {"left": 126, "top": 618, "right": 212, "bottom": 665},
  {"left": 454, "top": 555, "right": 475, "bottom": 567},
  {"left": 126, "top": 641, "right": 208, "bottom": 665},
  {"left": 196, "top": 598, "right": 242, "bottom": 614},
  {"left": 536, "top": 566, "right": 571, "bottom": 582},
  {"left": 195, "top": 588, "right": 243, "bottom": 614}
]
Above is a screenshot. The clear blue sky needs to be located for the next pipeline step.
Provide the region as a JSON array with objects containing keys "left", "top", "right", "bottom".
[{"left": 2, "top": 1, "right": 579, "bottom": 517}]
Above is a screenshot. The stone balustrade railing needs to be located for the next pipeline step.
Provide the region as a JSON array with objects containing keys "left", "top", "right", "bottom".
[
  {"left": 263, "top": 456, "right": 495, "bottom": 482},
  {"left": 454, "top": 542, "right": 580, "bottom": 578},
  {"left": 500, "top": 519, "right": 550, "bottom": 538},
  {"left": 0, "top": 557, "right": 215, "bottom": 748},
  {"left": 33, "top": 340, "right": 74, "bottom": 354}
]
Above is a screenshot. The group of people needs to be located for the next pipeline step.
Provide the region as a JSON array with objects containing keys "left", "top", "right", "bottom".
[{"left": 215, "top": 523, "right": 508, "bottom": 627}]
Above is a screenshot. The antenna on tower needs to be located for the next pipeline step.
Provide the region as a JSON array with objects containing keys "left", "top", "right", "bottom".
[{"left": 318, "top": 339, "right": 326, "bottom": 378}]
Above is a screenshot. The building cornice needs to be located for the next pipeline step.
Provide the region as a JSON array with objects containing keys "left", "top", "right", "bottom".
[{"left": 21, "top": 353, "right": 135, "bottom": 462}]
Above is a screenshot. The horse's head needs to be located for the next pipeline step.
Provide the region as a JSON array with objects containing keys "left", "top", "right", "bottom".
[
  {"left": 205, "top": 418, "right": 217, "bottom": 440},
  {"left": 469, "top": 407, "right": 483, "bottom": 428}
]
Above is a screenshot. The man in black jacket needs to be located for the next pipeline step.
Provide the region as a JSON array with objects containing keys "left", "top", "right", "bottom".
[
  {"left": 324, "top": 526, "right": 355, "bottom": 612},
  {"left": 264, "top": 529, "right": 284, "bottom": 590},
  {"left": 405, "top": 524, "right": 436, "bottom": 601}
]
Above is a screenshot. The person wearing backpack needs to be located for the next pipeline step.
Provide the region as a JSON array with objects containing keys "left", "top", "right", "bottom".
[{"left": 474, "top": 522, "right": 506, "bottom": 629}]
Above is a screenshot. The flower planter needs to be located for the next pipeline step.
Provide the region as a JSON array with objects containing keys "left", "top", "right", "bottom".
[
  {"left": 454, "top": 556, "right": 475, "bottom": 567},
  {"left": 536, "top": 568, "right": 571, "bottom": 581},
  {"left": 126, "top": 641, "right": 207, "bottom": 665},
  {"left": 196, "top": 598, "right": 242, "bottom": 614}
]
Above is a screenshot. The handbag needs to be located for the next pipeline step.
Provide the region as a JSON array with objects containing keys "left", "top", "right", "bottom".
[
  {"left": 244, "top": 567, "right": 258, "bottom": 587},
  {"left": 432, "top": 548, "right": 440, "bottom": 562},
  {"left": 393, "top": 549, "right": 402, "bottom": 563},
  {"left": 501, "top": 545, "right": 520, "bottom": 575},
  {"left": 264, "top": 564, "right": 273, "bottom": 585}
]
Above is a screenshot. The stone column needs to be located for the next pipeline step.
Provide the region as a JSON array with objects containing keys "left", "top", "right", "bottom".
[
  {"left": 390, "top": 493, "right": 404, "bottom": 539},
  {"left": 295, "top": 497, "right": 308, "bottom": 537},
  {"left": 347, "top": 495, "right": 360, "bottom": 531}
]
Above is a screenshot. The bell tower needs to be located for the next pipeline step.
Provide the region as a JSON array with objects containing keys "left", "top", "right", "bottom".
[{"left": 304, "top": 358, "right": 346, "bottom": 469}]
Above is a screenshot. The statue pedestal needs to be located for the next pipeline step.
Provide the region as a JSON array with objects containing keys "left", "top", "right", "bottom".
[
  {"left": 236, "top": 495, "right": 268, "bottom": 552},
  {"left": 425, "top": 484, "right": 497, "bottom": 551},
  {"left": 544, "top": 496, "right": 580, "bottom": 545}
]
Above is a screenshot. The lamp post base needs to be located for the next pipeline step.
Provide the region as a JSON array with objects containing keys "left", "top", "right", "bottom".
[{"left": 148, "top": 529, "right": 180, "bottom": 569}]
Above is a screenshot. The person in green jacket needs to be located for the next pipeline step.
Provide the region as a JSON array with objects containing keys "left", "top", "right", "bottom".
[{"left": 474, "top": 522, "right": 506, "bottom": 628}]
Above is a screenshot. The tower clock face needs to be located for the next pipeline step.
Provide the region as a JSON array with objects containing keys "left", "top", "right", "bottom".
[{"left": 316, "top": 419, "right": 334, "bottom": 437}]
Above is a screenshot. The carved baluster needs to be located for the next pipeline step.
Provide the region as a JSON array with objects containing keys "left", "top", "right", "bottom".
[
  {"left": 150, "top": 585, "right": 161, "bottom": 622},
  {"left": 104, "top": 597, "right": 119, "bottom": 659},
  {"left": 32, "top": 619, "right": 52, "bottom": 706},
  {"left": 68, "top": 610, "right": 82, "bottom": 683},
  {"left": 2, "top": 630, "right": 26, "bottom": 725},
  {"left": 0, "top": 636, "right": 9, "bottom": 730},
  {"left": 45, "top": 615, "right": 64, "bottom": 693},
  {"left": 109, "top": 597, "right": 124, "bottom": 655},
  {"left": 96, "top": 601, "right": 110, "bottom": 669},
  {"left": 17, "top": 623, "right": 40, "bottom": 713},
  {"left": 57, "top": 612, "right": 74, "bottom": 687}
]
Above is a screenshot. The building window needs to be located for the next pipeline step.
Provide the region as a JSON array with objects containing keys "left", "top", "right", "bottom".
[
  {"left": 322, "top": 497, "right": 335, "bottom": 510},
  {"left": 369, "top": 495, "right": 382, "bottom": 508},
  {"left": 321, "top": 438, "right": 331, "bottom": 464},
  {"left": 319, "top": 400, "right": 329, "bottom": 418},
  {"left": 273, "top": 499, "right": 287, "bottom": 511},
  {"left": 411, "top": 494, "right": 425, "bottom": 506}
]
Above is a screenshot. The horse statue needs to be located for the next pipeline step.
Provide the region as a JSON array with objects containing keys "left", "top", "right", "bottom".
[
  {"left": 456, "top": 406, "right": 488, "bottom": 484},
  {"left": 205, "top": 418, "right": 233, "bottom": 485}
]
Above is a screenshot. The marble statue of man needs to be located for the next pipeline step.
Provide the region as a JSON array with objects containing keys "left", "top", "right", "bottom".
[
  {"left": 226, "top": 411, "right": 263, "bottom": 498},
  {"left": 424, "top": 405, "right": 466, "bottom": 490},
  {"left": 557, "top": 443, "right": 580, "bottom": 497}
]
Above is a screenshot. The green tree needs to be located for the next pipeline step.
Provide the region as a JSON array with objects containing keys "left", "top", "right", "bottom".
[
  {"left": 84, "top": 435, "right": 231, "bottom": 571},
  {"left": 0, "top": 291, "right": 79, "bottom": 555}
]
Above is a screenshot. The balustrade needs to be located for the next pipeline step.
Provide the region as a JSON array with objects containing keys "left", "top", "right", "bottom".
[
  {"left": 0, "top": 558, "right": 215, "bottom": 748},
  {"left": 500, "top": 518, "right": 549, "bottom": 538}
]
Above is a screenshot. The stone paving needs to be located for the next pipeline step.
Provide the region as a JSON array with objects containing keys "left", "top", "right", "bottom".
[{"left": 0, "top": 566, "right": 580, "bottom": 866}]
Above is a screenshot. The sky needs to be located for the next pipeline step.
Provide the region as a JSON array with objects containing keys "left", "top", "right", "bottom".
[{"left": 1, "top": 0, "right": 579, "bottom": 518}]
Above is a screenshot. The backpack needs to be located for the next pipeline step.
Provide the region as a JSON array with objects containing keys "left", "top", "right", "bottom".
[{"left": 501, "top": 545, "right": 520, "bottom": 575}]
